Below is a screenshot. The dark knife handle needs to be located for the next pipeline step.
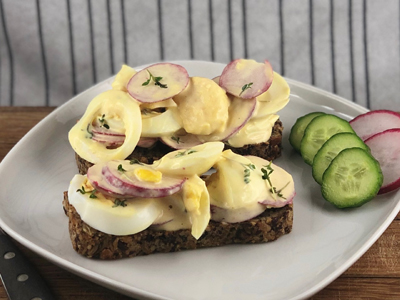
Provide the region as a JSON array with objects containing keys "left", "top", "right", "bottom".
[{"left": 0, "top": 234, "right": 55, "bottom": 300}]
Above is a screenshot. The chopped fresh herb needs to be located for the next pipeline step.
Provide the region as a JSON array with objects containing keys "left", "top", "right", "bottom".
[
  {"left": 130, "top": 158, "right": 143, "bottom": 165},
  {"left": 175, "top": 149, "right": 197, "bottom": 158},
  {"left": 242, "top": 163, "right": 256, "bottom": 184},
  {"left": 98, "top": 114, "right": 110, "bottom": 129},
  {"left": 261, "top": 162, "right": 288, "bottom": 199},
  {"left": 239, "top": 82, "right": 253, "bottom": 96},
  {"left": 86, "top": 124, "right": 93, "bottom": 138},
  {"left": 142, "top": 70, "right": 168, "bottom": 89},
  {"left": 76, "top": 186, "right": 97, "bottom": 198},
  {"left": 112, "top": 199, "right": 127, "bottom": 208},
  {"left": 118, "top": 164, "right": 126, "bottom": 172},
  {"left": 171, "top": 136, "right": 182, "bottom": 144},
  {"left": 141, "top": 108, "right": 152, "bottom": 115}
]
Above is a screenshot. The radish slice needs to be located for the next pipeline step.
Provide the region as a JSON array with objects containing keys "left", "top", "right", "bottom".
[
  {"left": 160, "top": 131, "right": 202, "bottom": 150},
  {"left": 198, "top": 95, "right": 256, "bottom": 142},
  {"left": 105, "top": 161, "right": 186, "bottom": 198},
  {"left": 92, "top": 132, "right": 125, "bottom": 148},
  {"left": 87, "top": 164, "right": 127, "bottom": 198},
  {"left": 350, "top": 110, "right": 400, "bottom": 141},
  {"left": 219, "top": 59, "right": 273, "bottom": 99},
  {"left": 137, "top": 137, "right": 158, "bottom": 148},
  {"left": 127, "top": 63, "right": 189, "bottom": 103},
  {"left": 364, "top": 129, "right": 400, "bottom": 194},
  {"left": 91, "top": 126, "right": 125, "bottom": 136}
]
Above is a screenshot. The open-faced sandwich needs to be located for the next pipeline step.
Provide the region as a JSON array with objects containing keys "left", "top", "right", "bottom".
[
  {"left": 68, "top": 59, "right": 290, "bottom": 174},
  {"left": 65, "top": 59, "right": 295, "bottom": 259},
  {"left": 63, "top": 142, "right": 295, "bottom": 259}
]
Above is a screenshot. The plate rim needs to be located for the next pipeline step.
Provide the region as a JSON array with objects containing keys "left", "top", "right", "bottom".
[{"left": 0, "top": 60, "right": 399, "bottom": 300}]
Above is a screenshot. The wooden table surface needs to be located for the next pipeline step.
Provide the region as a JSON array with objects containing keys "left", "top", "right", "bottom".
[{"left": 0, "top": 106, "right": 399, "bottom": 300}]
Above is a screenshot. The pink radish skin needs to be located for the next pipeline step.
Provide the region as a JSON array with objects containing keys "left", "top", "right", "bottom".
[
  {"left": 137, "top": 137, "right": 158, "bottom": 148},
  {"left": 198, "top": 96, "right": 256, "bottom": 142},
  {"left": 104, "top": 162, "right": 186, "bottom": 198},
  {"left": 92, "top": 126, "right": 125, "bottom": 136},
  {"left": 350, "top": 110, "right": 400, "bottom": 141},
  {"left": 92, "top": 132, "right": 125, "bottom": 147},
  {"left": 127, "top": 63, "right": 189, "bottom": 103},
  {"left": 364, "top": 129, "right": 400, "bottom": 194},
  {"left": 219, "top": 59, "right": 273, "bottom": 99},
  {"left": 87, "top": 164, "right": 128, "bottom": 198}
]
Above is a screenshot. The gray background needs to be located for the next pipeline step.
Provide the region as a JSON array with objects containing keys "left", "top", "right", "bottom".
[{"left": 1, "top": 0, "right": 399, "bottom": 110}]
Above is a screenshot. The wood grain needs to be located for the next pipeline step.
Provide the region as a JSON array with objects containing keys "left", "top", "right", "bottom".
[{"left": 0, "top": 107, "right": 399, "bottom": 300}]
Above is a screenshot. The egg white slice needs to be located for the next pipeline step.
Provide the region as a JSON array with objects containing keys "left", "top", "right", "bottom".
[
  {"left": 182, "top": 175, "right": 211, "bottom": 239},
  {"left": 68, "top": 174, "right": 161, "bottom": 236},
  {"left": 141, "top": 107, "right": 182, "bottom": 138},
  {"left": 154, "top": 142, "right": 224, "bottom": 176},
  {"left": 68, "top": 90, "right": 142, "bottom": 164}
]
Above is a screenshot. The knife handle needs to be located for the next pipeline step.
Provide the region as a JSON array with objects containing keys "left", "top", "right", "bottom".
[{"left": 0, "top": 235, "right": 55, "bottom": 300}]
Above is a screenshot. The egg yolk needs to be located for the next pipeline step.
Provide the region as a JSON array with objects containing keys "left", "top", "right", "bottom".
[
  {"left": 133, "top": 168, "right": 163, "bottom": 183},
  {"left": 183, "top": 187, "right": 201, "bottom": 215}
]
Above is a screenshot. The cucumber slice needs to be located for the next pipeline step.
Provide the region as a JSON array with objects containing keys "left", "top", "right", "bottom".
[
  {"left": 289, "top": 112, "right": 325, "bottom": 152},
  {"left": 300, "top": 114, "right": 355, "bottom": 165},
  {"left": 312, "top": 132, "right": 370, "bottom": 185},
  {"left": 321, "top": 148, "right": 383, "bottom": 208}
]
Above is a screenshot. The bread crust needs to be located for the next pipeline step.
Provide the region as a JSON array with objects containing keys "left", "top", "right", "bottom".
[
  {"left": 63, "top": 192, "right": 293, "bottom": 259},
  {"left": 75, "top": 119, "right": 283, "bottom": 175}
]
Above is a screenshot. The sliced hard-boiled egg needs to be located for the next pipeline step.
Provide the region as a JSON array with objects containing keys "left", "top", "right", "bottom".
[
  {"left": 174, "top": 77, "right": 230, "bottom": 135},
  {"left": 227, "top": 114, "right": 280, "bottom": 148},
  {"left": 207, "top": 150, "right": 269, "bottom": 210},
  {"left": 206, "top": 150, "right": 295, "bottom": 223},
  {"left": 87, "top": 160, "right": 186, "bottom": 198},
  {"left": 182, "top": 175, "right": 210, "bottom": 239},
  {"left": 69, "top": 90, "right": 142, "bottom": 164},
  {"left": 141, "top": 107, "right": 183, "bottom": 138},
  {"left": 111, "top": 65, "right": 137, "bottom": 92},
  {"left": 68, "top": 174, "right": 161, "bottom": 236},
  {"left": 154, "top": 142, "right": 225, "bottom": 176}
]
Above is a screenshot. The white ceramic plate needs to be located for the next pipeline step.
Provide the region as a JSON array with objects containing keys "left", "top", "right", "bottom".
[{"left": 0, "top": 61, "right": 399, "bottom": 300}]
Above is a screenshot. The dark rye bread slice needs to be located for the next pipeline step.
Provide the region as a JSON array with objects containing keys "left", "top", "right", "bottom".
[
  {"left": 75, "top": 119, "right": 283, "bottom": 175},
  {"left": 63, "top": 192, "right": 293, "bottom": 259}
]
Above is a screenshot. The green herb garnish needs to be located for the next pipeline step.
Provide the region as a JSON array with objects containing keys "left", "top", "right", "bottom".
[
  {"left": 175, "top": 149, "right": 197, "bottom": 158},
  {"left": 98, "top": 114, "right": 110, "bottom": 129},
  {"left": 142, "top": 70, "right": 168, "bottom": 89},
  {"left": 242, "top": 163, "right": 256, "bottom": 184},
  {"left": 261, "top": 162, "right": 288, "bottom": 199},
  {"left": 118, "top": 164, "right": 126, "bottom": 172},
  {"left": 112, "top": 199, "right": 127, "bottom": 208},
  {"left": 239, "top": 82, "right": 253, "bottom": 96},
  {"left": 171, "top": 136, "right": 182, "bottom": 144},
  {"left": 86, "top": 124, "right": 93, "bottom": 138},
  {"left": 76, "top": 186, "right": 97, "bottom": 198},
  {"left": 130, "top": 158, "right": 143, "bottom": 165}
]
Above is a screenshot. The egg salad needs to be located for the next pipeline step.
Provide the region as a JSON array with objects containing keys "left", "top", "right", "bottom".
[
  {"left": 68, "top": 59, "right": 291, "bottom": 165},
  {"left": 68, "top": 142, "right": 295, "bottom": 239}
]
